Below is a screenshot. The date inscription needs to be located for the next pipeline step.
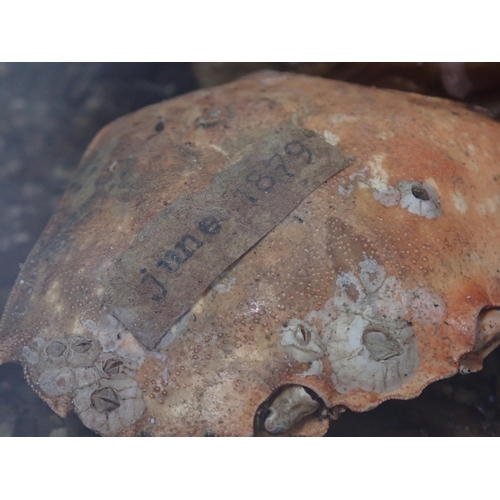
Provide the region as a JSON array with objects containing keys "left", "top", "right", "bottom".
[{"left": 105, "top": 126, "right": 352, "bottom": 349}]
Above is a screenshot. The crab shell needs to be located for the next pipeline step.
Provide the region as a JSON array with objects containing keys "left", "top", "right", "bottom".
[{"left": 1, "top": 71, "right": 500, "bottom": 436}]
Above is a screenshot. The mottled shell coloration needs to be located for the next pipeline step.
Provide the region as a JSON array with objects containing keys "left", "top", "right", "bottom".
[{"left": 1, "top": 71, "right": 500, "bottom": 436}]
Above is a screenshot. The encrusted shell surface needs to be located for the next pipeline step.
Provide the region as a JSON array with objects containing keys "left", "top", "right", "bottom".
[{"left": 1, "top": 71, "right": 500, "bottom": 436}]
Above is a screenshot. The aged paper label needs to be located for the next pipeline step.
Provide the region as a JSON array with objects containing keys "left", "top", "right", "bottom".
[{"left": 105, "top": 126, "right": 352, "bottom": 349}]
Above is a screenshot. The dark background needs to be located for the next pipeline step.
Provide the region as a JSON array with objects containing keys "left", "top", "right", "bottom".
[{"left": 1, "top": 62, "right": 500, "bottom": 436}]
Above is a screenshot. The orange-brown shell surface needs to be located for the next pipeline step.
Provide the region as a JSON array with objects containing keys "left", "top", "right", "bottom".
[{"left": 1, "top": 71, "right": 500, "bottom": 436}]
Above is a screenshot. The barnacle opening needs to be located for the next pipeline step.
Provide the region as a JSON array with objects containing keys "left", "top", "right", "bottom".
[
  {"left": 102, "top": 358, "right": 124, "bottom": 376},
  {"left": 411, "top": 184, "right": 430, "bottom": 201},
  {"left": 279, "top": 319, "right": 325, "bottom": 363},
  {"left": 91, "top": 386, "right": 121, "bottom": 413},
  {"left": 295, "top": 324, "right": 310, "bottom": 345},
  {"left": 398, "top": 181, "right": 442, "bottom": 219},
  {"left": 71, "top": 338, "right": 94, "bottom": 353},
  {"left": 362, "top": 328, "right": 404, "bottom": 361}
]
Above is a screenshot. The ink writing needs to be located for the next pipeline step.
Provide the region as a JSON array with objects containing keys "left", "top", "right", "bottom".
[
  {"left": 234, "top": 140, "right": 311, "bottom": 203},
  {"left": 143, "top": 216, "right": 221, "bottom": 302},
  {"left": 105, "top": 126, "right": 352, "bottom": 349}
]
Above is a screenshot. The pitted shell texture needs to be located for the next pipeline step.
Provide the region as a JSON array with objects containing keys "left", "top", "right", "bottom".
[{"left": 2, "top": 71, "right": 500, "bottom": 436}]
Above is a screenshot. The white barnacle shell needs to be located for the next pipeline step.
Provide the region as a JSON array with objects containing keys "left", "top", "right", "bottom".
[
  {"left": 67, "top": 335, "right": 101, "bottom": 367},
  {"left": 38, "top": 367, "right": 78, "bottom": 396},
  {"left": 366, "top": 275, "right": 407, "bottom": 321},
  {"left": 327, "top": 316, "right": 420, "bottom": 394},
  {"left": 95, "top": 353, "right": 139, "bottom": 380},
  {"left": 21, "top": 345, "right": 39, "bottom": 365},
  {"left": 73, "top": 377, "right": 145, "bottom": 436},
  {"left": 398, "top": 181, "right": 442, "bottom": 219},
  {"left": 359, "top": 257, "right": 386, "bottom": 294},
  {"left": 35, "top": 337, "right": 70, "bottom": 368},
  {"left": 279, "top": 319, "right": 325, "bottom": 363}
]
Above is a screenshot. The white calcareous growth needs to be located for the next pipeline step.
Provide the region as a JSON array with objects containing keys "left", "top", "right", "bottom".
[
  {"left": 366, "top": 155, "right": 402, "bottom": 207},
  {"left": 22, "top": 335, "right": 145, "bottom": 435},
  {"left": 309, "top": 258, "right": 425, "bottom": 394},
  {"left": 398, "top": 181, "right": 443, "bottom": 219},
  {"left": 328, "top": 315, "right": 419, "bottom": 394},
  {"left": 283, "top": 258, "right": 446, "bottom": 394},
  {"left": 326, "top": 260, "right": 421, "bottom": 393},
  {"left": 74, "top": 377, "right": 145, "bottom": 436},
  {"left": 279, "top": 319, "right": 325, "bottom": 363},
  {"left": 373, "top": 186, "right": 401, "bottom": 207}
]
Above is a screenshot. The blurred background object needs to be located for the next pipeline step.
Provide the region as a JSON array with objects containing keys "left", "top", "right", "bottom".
[
  {"left": 2, "top": 62, "right": 500, "bottom": 436},
  {"left": 193, "top": 62, "right": 500, "bottom": 115}
]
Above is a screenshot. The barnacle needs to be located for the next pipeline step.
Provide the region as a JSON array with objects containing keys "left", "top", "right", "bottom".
[{"left": 2, "top": 71, "right": 500, "bottom": 436}]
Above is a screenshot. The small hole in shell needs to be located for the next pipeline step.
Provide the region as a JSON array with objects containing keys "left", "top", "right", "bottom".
[
  {"left": 72, "top": 338, "right": 94, "bottom": 353},
  {"left": 294, "top": 324, "right": 310, "bottom": 345},
  {"left": 91, "top": 387, "right": 121, "bottom": 413},
  {"left": 362, "top": 329, "right": 403, "bottom": 361},
  {"left": 102, "top": 358, "right": 124, "bottom": 376},
  {"left": 411, "top": 185, "right": 430, "bottom": 201}
]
